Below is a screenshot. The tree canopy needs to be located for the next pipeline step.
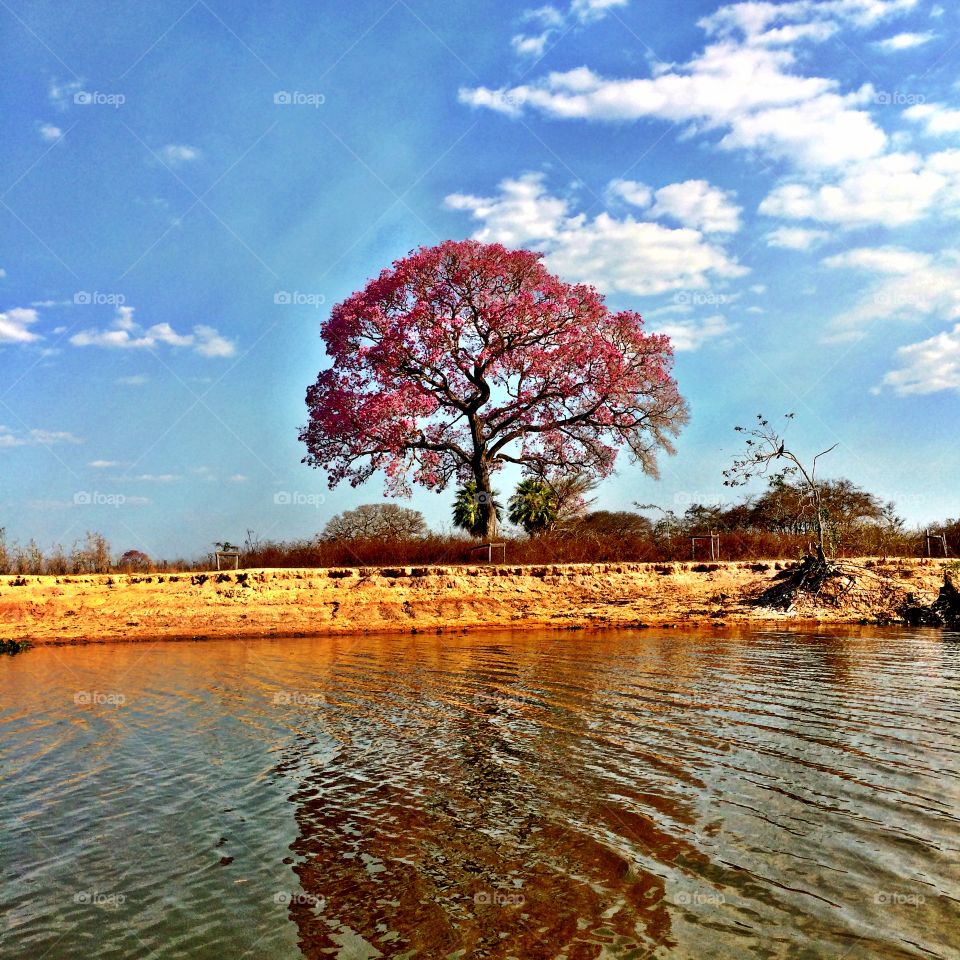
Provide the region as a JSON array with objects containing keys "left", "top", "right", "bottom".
[
  {"left": 322, "top": 503, "right": 427, "bottom": 541},
  {"left": 301, "top": 240, "right": 688, "bottom": 538}
]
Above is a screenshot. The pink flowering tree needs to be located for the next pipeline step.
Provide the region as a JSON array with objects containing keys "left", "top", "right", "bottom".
[{"left": 300, "top": 240, "right": 689, "bottom": 540}]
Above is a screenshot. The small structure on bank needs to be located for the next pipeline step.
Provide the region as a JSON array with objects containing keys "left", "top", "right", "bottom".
[
  {"left": 690, "top": 531, "right": 720, "bottom": 561},
  {"left": 924, "top": 530, "right": 949, "bottom": 557}
]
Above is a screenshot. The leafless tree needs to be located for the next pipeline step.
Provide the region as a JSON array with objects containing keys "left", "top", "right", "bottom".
[{"left": 723, "top": 414, "right": 837, "bottom": 564}]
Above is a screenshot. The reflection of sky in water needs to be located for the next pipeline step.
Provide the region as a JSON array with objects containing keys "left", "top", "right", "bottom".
[{"left": 2, "top": 628, "right": 958, "bottom": 959}]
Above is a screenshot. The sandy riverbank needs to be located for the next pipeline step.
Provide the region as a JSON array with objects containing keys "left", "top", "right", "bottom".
[{"left": 0, "top": 558, "right": 952, "bottom": 646}]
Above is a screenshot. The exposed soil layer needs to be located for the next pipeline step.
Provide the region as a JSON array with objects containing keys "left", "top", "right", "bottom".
[{"left": 1, "top": 558, "right": 953, "bottom": 646}]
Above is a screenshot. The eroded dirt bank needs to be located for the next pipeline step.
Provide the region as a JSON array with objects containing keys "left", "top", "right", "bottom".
[{"left": 0, "top": 559, "right": 952, "bottom": 645}]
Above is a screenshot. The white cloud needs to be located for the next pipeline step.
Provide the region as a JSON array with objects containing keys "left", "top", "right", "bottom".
[
  {"left": 823, "top": 247, "right": 960, "bottom": 338},
  {"left": 759, "top": 151, "right": 960, "bottom": 227},
  {"left": 460, "top": 43, "right": 886, "bottom": 170},
  {"left": 445, "top": 172, "right": 747, "bottom": 296},
  {"left": 648, "top": 314, "right": 736, "bottom": 351},
  {"left": 228, "top": 474, "right": 249, "bottom": 483},
  {"left": 160, "top": 144, "right": 201, "bottom": 165},
  {"left": 0, "top": 426, "right": 82, "bottom": 449},
  {"left": 606, "top": 178, "right": 653, "bottom": 208},
  {"left": 766, "top": 226, "right": 829, "bottom": 249},
  {"left": 649, "top": 179, "right": 741, "bottom": 233},
  {"left": 129, "top": 474, "right": 181, "bottom": 483},
  {"left": 874, "top": 30, "right": 935, "bottom": 51},
  {"left": 0, "top": 307, "right": 41, "bottom": 344},
  {"left": 48, "top": 78, "right": 83, "bottom": 110},
  {"left": 116, "top": 374, "right": 149, "bottom": 386},
  {"left": 70, "top": 306, "right": 236, "bottom": 357},
  {"left": 822, "top": 246, "right": 929, "bottom": 273},
  {"left": 89, "top": 460, "right": 124, "bottom": 468},
  {"left": 881, "top": 323, "right": 960, "bottom": 394},
  {"left": 511, "top": 0, "right": 627, "bottom": 56},
  {"left": 570, "top": 0, "right": 628, "bottom": 20},
  {"left": 193, "top": 325, "right": 237, "bottom": 358},
  {"left": 699, "top": 0, "right": 919, "bottom": 40},
  {"left": 38, "top": 123, "right": 63, "bottom": 142},
  {"left": 511, "top": 31, "right": 552, "bottom": 57},
  {"left": 905, "top": 103, "right": 960, "bottom": 136}
]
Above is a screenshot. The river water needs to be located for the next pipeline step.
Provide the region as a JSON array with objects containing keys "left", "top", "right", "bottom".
[{"left": 1, "top": 628, "right": 958, "bottom": 959}]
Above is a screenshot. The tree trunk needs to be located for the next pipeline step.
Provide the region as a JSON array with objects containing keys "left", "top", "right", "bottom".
[{"left": 474, "top": 460, "right": 498, "bottom": 541}]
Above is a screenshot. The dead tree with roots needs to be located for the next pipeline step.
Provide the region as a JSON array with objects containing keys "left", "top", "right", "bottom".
[{"left": 724, "top": 414, "right": 839, "bottom": 607}]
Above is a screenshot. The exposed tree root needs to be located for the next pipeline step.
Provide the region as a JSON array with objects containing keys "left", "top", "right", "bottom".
[
  {"left": 754, "top": 555, "right": 914, "bottom": 620},
  {"left": 900, "top": 568, "right": 960, "bottom": 627}
]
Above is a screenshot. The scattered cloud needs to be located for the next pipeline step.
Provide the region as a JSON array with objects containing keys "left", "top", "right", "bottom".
[
  {"left": 123, "top": 473, "right": 182, "bottom": 483},
  {"left": 510, "top": 0, "right": 627, "bottom": 58},
  {"left": 116, "top": 374, "right": 149, "bottom": 386},
  {"left": 228, "top": 474, "right": 249, "bottom": 483},
  {"left": 649, "top": 180, "right": 741, "bottom": 233},
  {"left": 880, "top": 323, "right": 960, "bottom": 394},
  {"left": 873, "top": 30, "right": 935, "bottom": 51},
  {"left": 0, "top": 307, "right": 41, "bottom": 344},
  {"left": 460, "top": 41, "right": 887, "bottom": 171},
  {"left": 446, "top": 172, "right": 747, "bottom": 296},
  {"left": 159, "top": 144, "right": 201, "bottom": 165},
  {"left": 0, "top": 426, "right": 83, "bottom": 448},
  {"left": 48, "top": 78, "right": 83, "bottom": 110},
  {"left": 37, "top": 122, "right": 63, "bottom": 142},
  {"left": 766, "top": 226, "right": 829, "bottom": 249},
  {"left": 823, "top": 247, "right": 960, "bottom": 339},
  {"left": 88, "top": 459, "right": 125, "bottom": 468},
  {"left": 70, "top": 306, "right": 236, "bottom": 357},
  {"left": 606, "top": 178, "right": 653, "bottom": 208},
  {"left": 759, "top": 151, "right": 960, "bottom": 228},
  {"left": 905, "top": 103, "right": 960, "bottom": 137},
  {"left": 648, "top": 314, "right": 736, "bottom": 351}
]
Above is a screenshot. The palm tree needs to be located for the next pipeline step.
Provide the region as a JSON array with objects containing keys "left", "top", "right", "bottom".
[
  {"left": 508, "top": 479, "right": 558, "bottom": 536},
  {"left": 452, "top": 482, "right": 502, "bottom": 538}
]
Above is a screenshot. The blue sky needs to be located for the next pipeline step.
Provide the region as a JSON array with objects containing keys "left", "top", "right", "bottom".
[{"left": 1, "top": 0, "right": 958, "bottom": 559}]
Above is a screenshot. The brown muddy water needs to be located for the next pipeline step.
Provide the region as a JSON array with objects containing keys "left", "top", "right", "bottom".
[{"left": 1, "top": 628, "right": 958, "bottom": 959}]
